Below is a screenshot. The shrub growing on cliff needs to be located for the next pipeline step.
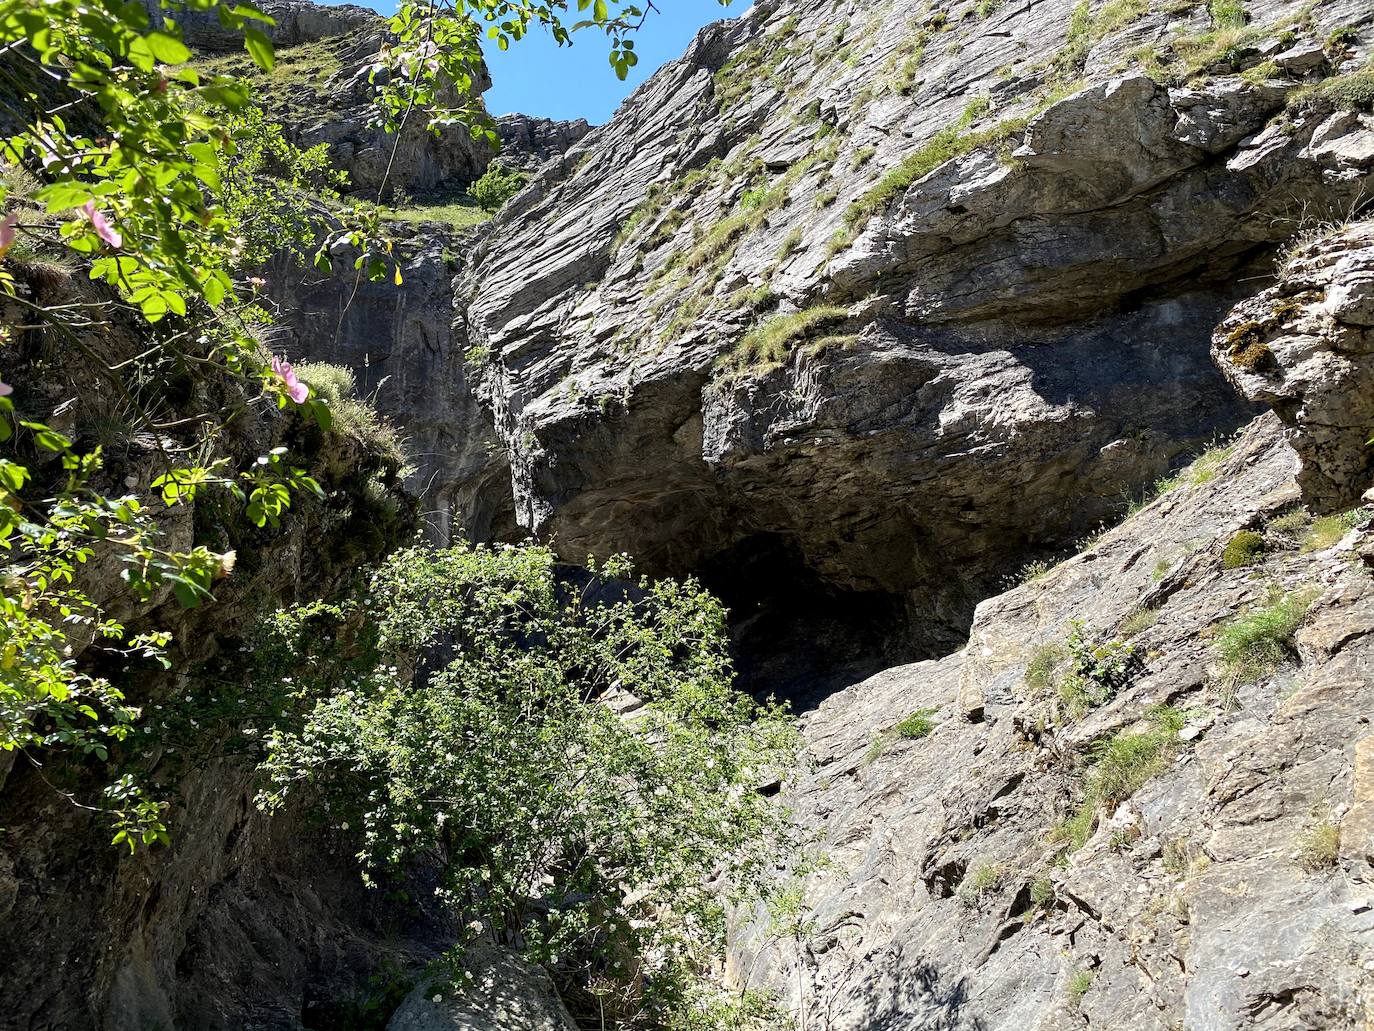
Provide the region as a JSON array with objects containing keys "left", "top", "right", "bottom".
[
  {"left": 0, "top": 0, "right": 688, "bottom": 853},
  {"left": 258, "top": 542, "right": 799, "bottom": 1027},
  {"left": 470, "top": 164, "right": 528, "bottom": 212}
]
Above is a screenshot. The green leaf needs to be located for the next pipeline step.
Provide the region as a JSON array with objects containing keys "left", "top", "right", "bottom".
[
  {"left": 145, "top": 31, "right": 192, "bottom": 64},
  {"left": 244, "top": 27, "right": 276, "bottom": 71}
]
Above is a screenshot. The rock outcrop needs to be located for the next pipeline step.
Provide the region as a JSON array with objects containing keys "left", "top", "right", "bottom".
[
  {"left": 1214, "top": 220, "right": 1374, "bottom": 512},
  {"left": 452, "top": 0, "right": 1374, "bottom": 695},
  {"left": 495, "top": 114, "right": 594, "bottom": 172},
  {"left": 142, "top": 0, "right": 379, "bottom": 52},
  {"left": 190, "top": 3, "right": 493, "bottom": 199},
  {"left": 732, "top": 406, "right": 1374, "bottom": 1030},
  {"left": 263, "top": 225, "right": 512, "bottom": 543},
  {"left": 387, "top": 947, "right": 578, "bottom": 1031}
]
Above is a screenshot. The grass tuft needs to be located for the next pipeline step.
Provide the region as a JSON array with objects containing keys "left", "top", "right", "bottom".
[
  {"left": 1055, "top": 706, "right": 1187, "bottom": 850},
  {"left": 1294, "top": 820, "right": 1340, "bottom": 872},
  {"left": 719, "top": 305, "right": 849, "bottom": 372},
  {"left": 1215, "top": 589, "right": 1315, "bottom": 685}
]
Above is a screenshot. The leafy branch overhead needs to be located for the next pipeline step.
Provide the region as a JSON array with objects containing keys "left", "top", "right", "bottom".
[{"left": 0, "top": 0, "right": 678, "bottom": 847}]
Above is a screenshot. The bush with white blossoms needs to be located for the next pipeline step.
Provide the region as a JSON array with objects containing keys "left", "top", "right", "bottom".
[{"left": 256, "top": 541, "right": 799, "bottom": 1028}]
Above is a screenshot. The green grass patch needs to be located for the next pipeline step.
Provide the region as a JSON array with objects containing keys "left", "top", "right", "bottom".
[
  {"left": 957, "top": 862, "right": 1002, "bottom": 905},
  {"left": 1300, "top": 508, "right": 1370, "bottom": 552},
  {"left": 1215, "top": 589, "right": 1316, "bottom": 685},
  {"left": 385, "top": 200, "right": 489, "bottom": 229},
  {"left": 1294, "top": 819, "right": 1340, "bottom": 872},
  {"left": 1055, "top": 706, "right": 1187, "bottom": 850},
  {"left": 719, "top": 305, "right": 849, "bottom": 372},
  {"left": 895, "top": 706, "right": 938, "bottom": 740},
  {"left": 1067, "top": 969, "right": 1095, "bottom": 1001}
]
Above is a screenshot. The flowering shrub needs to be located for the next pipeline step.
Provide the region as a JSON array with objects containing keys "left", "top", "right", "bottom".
[
  {"left": 258, "top": 542, "right": 798, "bottom": 1028},
  {"left": 0, "top": 0, "right": 670, "bottom": 847}
]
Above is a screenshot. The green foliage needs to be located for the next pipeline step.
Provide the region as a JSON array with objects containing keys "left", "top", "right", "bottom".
[
  {"left": 296, "top": 363, "right": 357, "bottom": 405},
  {"left": 1067, "top": 969, "right": 1095, "bottom": 1001},
  {"left": 0, "top": 0, "right": 670, "bottom": 853},
  {"left": 219, "top": 107, "right": 348, "bottom": 266},
  {"left": 720, "top": 306, "right": 849, "bottom": 372},
  {"left": 386, "top": 199, "right": 490, "bottom": 229},
  {"left": 1054, "top": 0, "right": 1149, "bottom": 79},
  {"left": 469, "top": 164, "right": 528, "bottom": 212},
  {"left": 1299, "top": 508, "right": 1370, "bottom": 552},
  {"left": 775, "top": 227, "right": 803, "bottom": 261},
  {"left": 1055, "top": 706, "right": 1187, "bottom": 850},
  {"left": 896, "top": 706, "right": 938, "bottom": 740},
  {"left": 1208, "top": 0, "right": 1247, "bottom": 30},
  {"left": 1294, "top": 819, "right": 1340, "bottom": 872},
  {"left": 1221, "top": 529, "right": 1265, "bottom": 569},
  {"left": 1215, "top": 589, "right": 1315, "bottom": 685},
  {"left": 957, "top": 862, "right": 1002, "bottom": 906},
  {"left": 258, "top": 542, "right": 799, "bottom": 1026},
  {"left": 1029, "top": 876, "right": 1055, "bottom": 908},
  {"left": 1026, "top": 621, "right": 1136, "bottom": 721}
]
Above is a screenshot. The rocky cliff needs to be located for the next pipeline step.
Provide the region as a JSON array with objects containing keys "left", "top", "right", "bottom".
[
  {"left": 452, "top": 0, "right": 1374, "bottom": 699},
  {"left": 7, "top": 0, "right": 1374, "bottom": 1027}
]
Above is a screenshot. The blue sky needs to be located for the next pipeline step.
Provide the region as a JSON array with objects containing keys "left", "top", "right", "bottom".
[{"left": 321, "top": 0, "right": 738, "bottom": 123}]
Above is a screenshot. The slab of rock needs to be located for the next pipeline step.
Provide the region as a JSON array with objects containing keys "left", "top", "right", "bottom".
[
  {"left": 1212, "top": 219, "right": 1374, "bottom": 511},
  {"left": 388, "top": 948, "right": 577, "bottom": 1031}
]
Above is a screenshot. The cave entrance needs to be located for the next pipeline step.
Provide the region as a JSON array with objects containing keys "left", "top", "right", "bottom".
[{"left": 696, "top": 534, "right": 922, "bottom": 713}]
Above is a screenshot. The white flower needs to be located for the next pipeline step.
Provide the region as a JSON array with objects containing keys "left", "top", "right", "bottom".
[
  {"left": 431, "top": 993, "right": 442, "bottom": 1003},
  {"left": 340, "top": 822, "right": 349, "bottom": 830}
]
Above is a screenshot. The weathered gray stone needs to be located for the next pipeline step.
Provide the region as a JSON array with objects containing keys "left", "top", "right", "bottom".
[
  {"left": 387, "top": 947, "right": 576, "bottom": 1031},
  {"left": 450, "top": 0, "right": 1374, "bottom": 699},
  {"left": 734, "top": 413, "right": 1374, "bottom": 1030},
  {"left": 494, "top": 114, "right": 594, "bottom": 172},
  {"left": 1212, "top": 220, "right": 1374, "bottom": 511}
]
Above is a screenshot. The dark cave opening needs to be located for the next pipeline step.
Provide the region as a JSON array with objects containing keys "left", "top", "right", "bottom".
[{"left": 695, "top": 534, "right": 924, "bottom": 713}]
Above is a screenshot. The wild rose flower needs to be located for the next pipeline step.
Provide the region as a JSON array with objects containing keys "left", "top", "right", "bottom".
[
  {"left": 0, "top": 212, "right": 17, "bottom": 257},
  {"left": 270, "top": 355, "right": 309, "bottom": 404},
  {"left": 0, "top": 380, "right": 12, "bottom": 397},
  {"left": 246, "top": 276, "right": 266, "bottom": 290},
  {"left": 79, "top": 200, "right": 122, "bottom": 248}
]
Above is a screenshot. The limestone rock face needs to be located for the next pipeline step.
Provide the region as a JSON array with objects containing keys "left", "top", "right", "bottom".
[
  {"left": 263, "top": 225, "right": 511, "bottom": 543},
  {"left": 1213, "top": 220, "right": 1374, "bottom": 512},
  {"left": 733, "top": 411, "right": 1374, "bottom": 1030},
  {"left": 453, "top": 0, "right": 1374, "bottom": 688},
  {"left": 495, "top": 114, "right": 594, "bottom": 172},
  {"left": 142, "top": 0, "right": 378, "bottom": 52},
  {"left": 387, "top": 947, "right": 578, "bottom": 1031}
]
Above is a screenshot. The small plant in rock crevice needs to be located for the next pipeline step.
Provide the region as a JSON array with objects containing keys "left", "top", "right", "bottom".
[
  {"left": 957, "top": 862, "right": 1002, "bottom": 906},
  {"left": 1221, "top": 528, "right": 1265, "bottom": 569},
  {"left": 1294, "top": 818, "right": 1341, "bottom": 872},
  {"left": 1054, "top": 705, "right": 1188, "bottom": 850},
  {"left": 864, "top": 706, "right": 940, "bottom": 763},
  {"left": 1024, "top": 621, "right": 1138, "bottom": 722},
  {"left": 1067, "top": 968, "right": 1095, "bottom": 1002},
  {"left": 1214, "top": 588, "right": 1316, "bottom": 686}
]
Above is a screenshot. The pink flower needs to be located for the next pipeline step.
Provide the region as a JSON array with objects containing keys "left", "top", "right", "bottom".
[
  {"left": 79, "top": 200, "right": 122, "bottom": 249},
  {"left": 246, "top": 277, "right": 266, "bottom": 290},
  {"left": 270, "top": 356, "right": 309, "bottom": 404},
  {"left": 0, "top": 380, "right": 12, "bottom": 397},
  {"left": 0, "top": 212, "right": 17, "bottom": 256}
]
